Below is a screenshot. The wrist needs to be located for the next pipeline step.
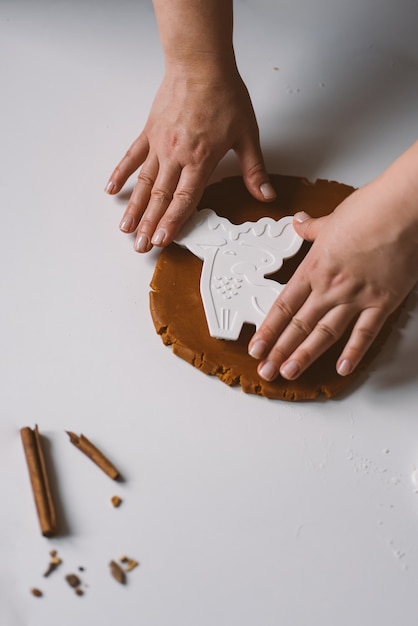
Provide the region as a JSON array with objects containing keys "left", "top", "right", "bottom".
[
  {"left": 153, "top": 0, "right": 235, "bottom": 81},
  {"left": 377, "top": 142, "right": 418, "bottom": 242},
  {"left": 164, "top": 48, "right": 237, "bottom": 83}
]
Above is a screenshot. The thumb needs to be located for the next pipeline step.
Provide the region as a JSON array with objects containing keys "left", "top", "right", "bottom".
[
  {"left": 293, "top": 211, "right": 325, "bottom": 242},
  {"left": 235, "top": 134, "right": 277, "bottom": 203}
]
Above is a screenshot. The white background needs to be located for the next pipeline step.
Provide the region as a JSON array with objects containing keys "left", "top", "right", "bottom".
[{"left": 1, "top": 1, "right": 418, "bottom": 625}]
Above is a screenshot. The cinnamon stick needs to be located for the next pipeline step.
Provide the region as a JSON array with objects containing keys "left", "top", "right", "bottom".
[
  {"left": 20, "top": 425, "right": 57, "bottom": 537},
  {"left": 66, "top": 431, "right": 120, "bottom": 480}
]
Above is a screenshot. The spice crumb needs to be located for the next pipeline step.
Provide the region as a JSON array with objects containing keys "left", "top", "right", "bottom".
[
  {"left": 65, "top": 573, "right": 81, "bottom": 589},
  {"left": 125, "top": 559, "right": 139, "bottom": 572},
  {"left": 31, "top": 588, "right": 43, "bottom": 598},
  {"left": 119, "top": 555, "right": 139, "bottom": 571},
  {"left": 109, "top": 560, "right": 126, "bottom": 584},
  {"left": 44, "top": 553, "right": 62, "bottom": 577},
  {"left": 111, "top": 495, "right": 122, "bottom": 508}
]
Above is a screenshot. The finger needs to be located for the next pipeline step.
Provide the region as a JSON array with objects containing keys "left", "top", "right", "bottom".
[
  {"left": 258, "top": 304, "right": 356, "bottom": 380},
  {"left": 248, "top": 271, "right": 312, "bottom": 360},
  {"left": 119, "top": 156, "right": 159, "bottom": 239},
  {"left": 150, "top": 163, "right": 213, "bottom": 247},
  {"left": 235, "top": 132, "right": 277, "bottom": 202},
  {"left": 274, "top": 303, "right": 358, "bottom": 380},
  {"left": 133, "top": 161, "right": 182, "bottom": 252},
  {"left": 261, "top": 294, "right": 346, "bottom": 369},
  {"left": 293, "top": 211, "right": 327, "bottom": 242},
  {"left": 105, "top": 133, "right": 149, "bottom": 194},
  {"left": 336, "top": 307, "right": 387, "bottom": 376}
]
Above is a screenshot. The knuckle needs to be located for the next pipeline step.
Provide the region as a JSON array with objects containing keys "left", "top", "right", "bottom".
[
  {"left": 374, "top": 287, "right": 395, "bottom": 308},
  {"left": 183, "top": 134, "right": 213, "bottom": 165},
  {"left": 291, "top": 346, "right": 314, "bottom": 368},
  {"left": 150, "top": 187, "right": 172, "bottom": 204},
  {"left": 168, "top": 131, "right": 211, "bottom": 165},
  {"left": 191, "top": 142, "right": 211, "bottom": 163},
  {"left": 112, "top": 165, "right": 123, "bottom": 181},
  {"left": 122, "top": 146, "right": 141, "bottom": 166},
  {"left": 170, "top": 189, "right": 197, "bottom": 219},
  {"left": 290, "top": 316, "right": 312, "bottom": 337},
  {"left": 137, "top": 216, "right": 156, "bottom": 233},
  {"left": 245, "top": 161, "right": 266, "bottom": 181},
  {"left": 271, "top": 297, "right": 293, "bottom": 320},
  {"left": 343, "top": 323, "right": 379, "bottom": 365},
  {"left": 125, "top": 202, "right": 141, "bottom": 216},
  {"left": 173, "top": 187, "right": 194, "bottom": 204},
  {"left": 255, "top": 320, "right": 279, "bottom": 346},
  {"left": 315, "top": 321, "right": 339, "bottom": 342},
  {"left": 268, "top": 344, "right": 289, "bottom": 363},
  {"left": 137, "top": 171, "right": 155, "bottom": 188},
  {"left": 354, "top": 324, "right": 376, "bottom": 343}
]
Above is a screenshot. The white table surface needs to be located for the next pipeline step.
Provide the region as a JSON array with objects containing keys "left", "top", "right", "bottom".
[{"left": 2, "top": 1, "right": 418, "bottom": 624}]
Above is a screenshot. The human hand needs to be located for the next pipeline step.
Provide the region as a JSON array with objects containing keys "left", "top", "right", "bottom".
[
  {"left": 105, "top": 69, "right": 276, "bottom": 253},
  {"left": 248, "top": 172, "right": 418, "bottom": 381}
]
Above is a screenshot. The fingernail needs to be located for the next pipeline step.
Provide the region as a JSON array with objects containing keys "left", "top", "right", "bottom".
[
  {"left": 151, "top": 229, "right": 166, "bottom": 246},
  {"left": 134, "top": 233, "right": 150, "bottom": 253},
  {"left": 248, "top": 340, "right": 268, "bottom": 360},
  {"left": 337, "top": 359, "right": 352, "bottom": 376},
  {"left": 258, "top": 361, "right": 278, "bottom": 382},
  {"left": 294, "top": 211, "right": 310, "bottom": 223},
  {"left": 105, "top": 180, "right": 116, "bottom": 194},
  {"left": 280, "top": 360, "right": 300, "bottom": 380},
  {"left": 119, "top": 215, "right": 134, "bottom": 232},
  {"left": 260, "top": 182, "right": 277, "bottom": 200}
]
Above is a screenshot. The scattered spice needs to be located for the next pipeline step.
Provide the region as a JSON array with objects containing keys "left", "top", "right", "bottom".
[
  {"left": 111, "top": 495, "right": 122, "bottom": 508},
  {"left": 20, "top": 425, "right": 57, "bottom": 537},
  {"left": 109, "top": 560, "right": 126, "bottom": 585},
  {"left": 66, "top": 431, "right": 120, "bottom": 480},
  {"left": 22, "top": 426, "right": 141, "bottom": 598},
  {"left": 64, "top": 572, "right": 86, "bottom": 596},
  {"left": 31, "top": 588, "right": 43, "bottom": 598}
]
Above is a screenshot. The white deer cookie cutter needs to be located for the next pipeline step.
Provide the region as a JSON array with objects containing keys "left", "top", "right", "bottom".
[{"left": 174, "top": 208, "right": 303, "bottom": 341}]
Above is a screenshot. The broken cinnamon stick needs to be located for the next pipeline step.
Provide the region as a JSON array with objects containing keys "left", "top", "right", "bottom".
[
  {"left": 66, "top": 431, "right": 120, "bottom": 480},
  {"left": 20, "top": 425, "right": 57, "bottom": 537}
]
